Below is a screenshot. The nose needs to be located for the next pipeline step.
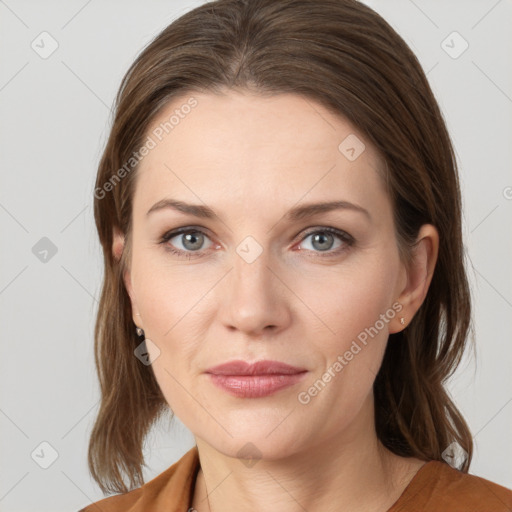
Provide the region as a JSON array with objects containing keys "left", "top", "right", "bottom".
[{"left": 218, "top": 245, "right": 292, "bottom": 336}]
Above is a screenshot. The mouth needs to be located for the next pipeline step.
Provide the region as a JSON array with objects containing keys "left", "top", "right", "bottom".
[{"left": 204, "top": 360, "right": 308, "bottom": 398}]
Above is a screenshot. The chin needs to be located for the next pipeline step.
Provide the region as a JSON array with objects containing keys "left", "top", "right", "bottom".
[{"left": 198, "top": 427, "right": 309, "bottom": 463}]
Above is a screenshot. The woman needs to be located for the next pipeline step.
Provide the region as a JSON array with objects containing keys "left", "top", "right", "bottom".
[{"left": 80, "top": 0, "right": 512, "bottom": 510}]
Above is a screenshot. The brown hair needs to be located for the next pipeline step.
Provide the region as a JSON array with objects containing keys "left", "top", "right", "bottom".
[{"left": 89, "top": 0, "right": 475, "bottom": 494}]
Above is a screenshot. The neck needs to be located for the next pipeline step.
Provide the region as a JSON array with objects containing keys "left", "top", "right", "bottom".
[{"left": 191, "top": 395, "right": 425, "bottom": 512}]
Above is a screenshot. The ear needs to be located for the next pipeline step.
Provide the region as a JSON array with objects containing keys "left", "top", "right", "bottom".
[
  {"left": 112, "top": 227, "right": 125, "bottom": 261},
  {"left": 389, "top": 224, "right": 439, "bottom": 333},
  {"left": 113, "top": 227, "right": 141, "bottom": 326}
]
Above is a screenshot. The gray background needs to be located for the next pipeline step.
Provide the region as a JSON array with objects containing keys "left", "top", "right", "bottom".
[{"left": 0, "top": 0, "right": 511, "bottom": 510}]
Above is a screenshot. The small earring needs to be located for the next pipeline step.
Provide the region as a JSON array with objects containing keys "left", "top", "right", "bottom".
[
  {"left": 135, "top": 326, "right": 144, "bottom": 337},
  {"left": 400, "top": 317, "right": 405, "bottom": 325}
]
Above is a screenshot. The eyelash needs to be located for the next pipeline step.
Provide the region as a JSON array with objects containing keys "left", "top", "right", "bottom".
[{"left": 158, "top": 226, "right": 355, "bottom": 260}]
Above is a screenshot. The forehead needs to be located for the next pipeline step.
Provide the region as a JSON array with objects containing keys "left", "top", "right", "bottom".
[{"left": 132, "top": 90, "right": 389, "bottom": 224}]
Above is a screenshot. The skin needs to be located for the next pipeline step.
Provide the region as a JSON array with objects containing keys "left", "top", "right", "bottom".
[{"left": 113, "top": 90, "right": 439, "bottom": 512}]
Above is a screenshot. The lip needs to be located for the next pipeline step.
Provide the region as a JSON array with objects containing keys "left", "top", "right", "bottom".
[
  {"left": 205, "top": 359, "right": 307, "bottom": 376},
  {"left": 205, "top": 360, "right": 308, "bottom": 398}
]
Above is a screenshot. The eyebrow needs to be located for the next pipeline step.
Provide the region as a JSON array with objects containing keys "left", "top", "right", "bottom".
[{"left": 146, "top": 198, "right": 371, "bottom": 222}]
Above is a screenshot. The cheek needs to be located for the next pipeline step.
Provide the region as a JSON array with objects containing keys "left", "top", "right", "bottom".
[
  {"left": 133, "top": 257, "right": 215, "bottom": 340},
  {"left": 131, "top": 259, "right": 216, "bottom": 401},
  {"left": 291, "top": 255, "right": 398, "bottom": 407},
  {"left": 293, "top": 268, "right": 394, "bottom": 426},
  {"left": 293, "top": 257, "right": 398, "bottom": 348}
]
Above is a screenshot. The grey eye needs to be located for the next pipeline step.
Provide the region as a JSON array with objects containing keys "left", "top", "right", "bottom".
[{"left": 170, "top": 231, "right": 211, "bottom": 252}]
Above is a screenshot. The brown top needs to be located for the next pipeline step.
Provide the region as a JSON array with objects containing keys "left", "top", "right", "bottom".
[{"left": 79, "top": 446, "right": 512, "bottom": 512}]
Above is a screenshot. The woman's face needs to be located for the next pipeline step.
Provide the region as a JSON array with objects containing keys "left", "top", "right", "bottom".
[{"left": 120, "top": 90, "right": 412, "bottom": 460}]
